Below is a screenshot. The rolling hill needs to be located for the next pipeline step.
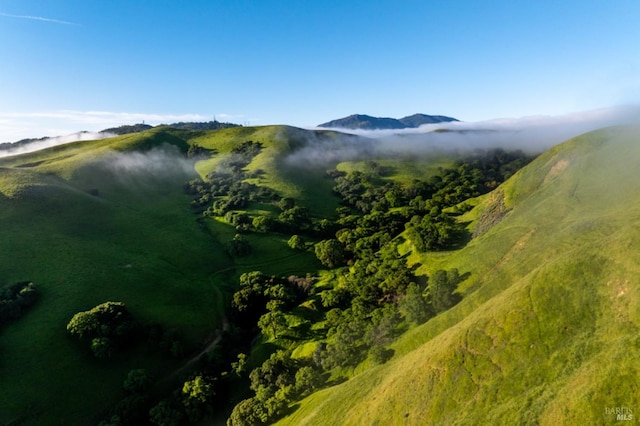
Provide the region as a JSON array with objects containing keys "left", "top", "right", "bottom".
[
  {"left": 0, "top": 123, "right": 637, "bottom": 425},
  {"left": 0, "top": 125, "right": 337, "bottom": 424},
  {"left": 3, "top": 123, "right": 430, "bottom": 424},
  {"left": 275, "top": 126, "right": 640, "bottom": 425}
]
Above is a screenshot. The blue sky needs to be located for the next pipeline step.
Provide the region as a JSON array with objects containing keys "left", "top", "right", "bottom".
[{"left": 1, "top": 0, "right": 639, "bottom": 140}]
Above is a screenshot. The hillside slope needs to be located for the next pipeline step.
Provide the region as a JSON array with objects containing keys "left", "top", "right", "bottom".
[
  {"left": 277, "top": 126, "right": 640, "bottom": 425},
  {"left": 0, "top": 129, "right": 235, "bottom": 424},
  {"left": 0, "top": 124, "right": 368, "bottom": 424}
]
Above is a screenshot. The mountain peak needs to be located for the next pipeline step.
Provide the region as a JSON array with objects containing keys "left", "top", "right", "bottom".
[{"left": 318, "top": 113, "right": 459, "bottom": 130}]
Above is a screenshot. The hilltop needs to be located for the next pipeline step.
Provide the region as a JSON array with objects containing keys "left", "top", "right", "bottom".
[
  {"left": 100, "top": 120, "right": 241, "bottom": 134},
  {"left": 318, "top": 113, "right": 459, "bottom": 130}
]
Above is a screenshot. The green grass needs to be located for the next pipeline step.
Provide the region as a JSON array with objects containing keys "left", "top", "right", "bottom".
[
  {"left": 5, "top": 123, "right": 624, "bottom": 425},
  {"left": 0, "top": 131, "right": 229, "bottom": 424},
  {"left": 336, "top": 155, "right": 452, "bottom": 185},
  {"left": 276, "top": 126, "right": 640, "bottom": 425},
  {"left": 0, "top": 124, "right": 465, "bottom": 424}
]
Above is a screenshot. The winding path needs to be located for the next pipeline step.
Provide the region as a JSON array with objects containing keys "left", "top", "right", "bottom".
[{"left": 169, "top": 316, "right": 230, "bottom": 380}]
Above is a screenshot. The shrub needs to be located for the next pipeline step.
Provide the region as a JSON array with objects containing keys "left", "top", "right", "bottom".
[{"left": 287, "top": 234, "right": 306, "bottom": 250}]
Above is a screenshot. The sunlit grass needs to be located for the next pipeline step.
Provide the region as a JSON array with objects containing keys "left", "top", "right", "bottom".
[{"left": 276, "top": 127, "right": 640, "bottom": 425}]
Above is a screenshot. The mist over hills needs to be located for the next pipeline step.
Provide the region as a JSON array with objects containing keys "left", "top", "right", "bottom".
[
  {"left": 318, "top": 113, "right": 459, "bottom": 130},
  {"left": 0, "top": 110, "right": 639, "bottom": 424},
  {"left": 277, "top": 126, "right": 640, "bottom": 425}
]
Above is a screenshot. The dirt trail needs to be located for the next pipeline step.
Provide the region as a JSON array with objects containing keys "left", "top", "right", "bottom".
[{"left": 168, "top": 316, "right": 230, "bottom": 380}]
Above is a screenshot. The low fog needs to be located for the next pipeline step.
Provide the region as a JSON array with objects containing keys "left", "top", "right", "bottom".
[
  {"left": 289, "top": 105, "right": 640, "bottom": 166},
  {"left": 1, "top": 106, "right": 638, "bottom": 167},
  {"left": 100, "top": 145, "right": 196, "bottom": 180},
  {"left": 0, "top": 132, "right": 113, "bottom": 159}
]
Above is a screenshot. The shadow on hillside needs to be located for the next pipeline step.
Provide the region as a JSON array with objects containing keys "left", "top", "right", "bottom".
[{"left": 448, "top": 223, "right": 473, "bottom": 250}]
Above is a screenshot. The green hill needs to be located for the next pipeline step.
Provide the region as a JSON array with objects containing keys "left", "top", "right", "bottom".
[
  {"left": 275, "top": 126, "right": 640, "bottom": 425},
  {"left": 2, "top": 124, "right": 637, "bottom": 425},
  {"left": 0, "top": 124, "right": 380, "bottom": 424},
  {"left": 0, "top": 129, "right": 232, "bottom": 424}
]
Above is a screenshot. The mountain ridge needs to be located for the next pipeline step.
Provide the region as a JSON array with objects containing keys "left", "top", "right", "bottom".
[{"left": 318, "top": 113, "right": 459, "bottom": 130}]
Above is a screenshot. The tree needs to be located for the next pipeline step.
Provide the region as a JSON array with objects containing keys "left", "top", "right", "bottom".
[
  {"left": 258, "top": 310, "right": 287, "bottom": 339},
  {"left": 287, "top": 234, "right": 306, "bottom": 250},
  {"left": 294, "top": 366, "right": 323, "bottom": 396},
  {"left": 231, "top": 353, "right": 248, "bottom": 377},
  {"left": 66, "top": 311, "right": 101, "bottom": 339},
  {"left": 182, "top": 375, "right": 215, "bottom": 422},
  {"left": 149, "top": 400, "right": 184, "bottom": 426},
  {"left": 91, "top": 337, "right": 114, "bottom": 359},
  {"left": 314, "top": 239, "right": 346, "bottom": 268},
  {"left": 124, "top": 369, "right": 151, "bottom": 394},
  {"left": 252, "top": 215, "right": 274, "bottom": 232},
  {"left": 278, "top": 197, "right": 296, "bottom": 211},
  {"left": 428, "top": 269, "right": 462, "bottom": 313},
  {"left": 67, "top": 301, "right": 133, "bottom": 358},
  {"left": 399, "top": 282, "right": 432, "bottom": 324},
  {"left": 228, "top": 234, "right": 251, "bottom": 257},
  {"left": 227, "top": 397, "right": 266, "bottom": 426},
  {"left": 369, "top": 345, "right": 394, "bottom": 364},
  {"left": 67, "top": 301, "right": 132, "bottom": 340},
  {"left": 183, "top": 375, "right": 214, "bottom": 404},
  {"left": 278, "top": 206, "right": 311, "bottom": 230}
]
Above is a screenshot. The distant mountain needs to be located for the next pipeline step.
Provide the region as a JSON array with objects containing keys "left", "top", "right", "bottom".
[
  {"left": 0, "top": 136, "right": 48, "bottom": 151},
  {"left": 101, "top": 120, "right": 241, "bottom": 135},
  {"left": 165, "top": 120, "right": 241, "bottom": 131},
  {"left": 399, "top": 113, "right": 459, "bottom": 127},
  {"left": 100, "top": 123, "right": 154, "bottom": 135},
  {"left": 318, "top": 113, "right": 458, "bottom": 130}
]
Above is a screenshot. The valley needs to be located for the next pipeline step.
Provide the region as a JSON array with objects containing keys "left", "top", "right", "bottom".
[{"left": 0, "top": 124, "right": 638, "bottom": 425}]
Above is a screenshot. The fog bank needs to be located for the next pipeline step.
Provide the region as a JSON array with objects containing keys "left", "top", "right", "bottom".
[
  {"left": 0, "top": 132, "right": 113, "bottom": 159},
  {"left": 287, "top": 106, "right": 640, "bottom": 166}
]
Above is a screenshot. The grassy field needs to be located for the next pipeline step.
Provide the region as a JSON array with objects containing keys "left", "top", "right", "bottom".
[
  {"left": 275, "top": 127, "right": 640, "bottom": 425},
  {"left": 0, "top": 131, "right": 231, "bottom": 424}
]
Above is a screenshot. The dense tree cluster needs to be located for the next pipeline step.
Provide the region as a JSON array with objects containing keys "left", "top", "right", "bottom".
[
  {"left": 231, "top": 271, "right": 311, "bottom": 327},
  {"left": 184, "top": 141, "right": 279, "bottom": 216},
  {"left": 185, "top": 141, "right": 334, "bottom": 238},
  {"left": 0, "top": 281, "right": 38, "bottom": 326},
  {"left": 228, "top": 350, "right": 324, "bottom": 426},
  {"left": 328, "top": 150, "right": 533, "bottom": 253},
  {"left": 223, "top": 149, "right": 534, "bottom": 425},
  {"left": 66, "top": 301, "right": 134, "bottom": 359}
]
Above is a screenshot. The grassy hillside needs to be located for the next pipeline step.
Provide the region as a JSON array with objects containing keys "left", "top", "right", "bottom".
[
  {"left": 276, "top": 126, "right": 640, "bottom": 425},
  {"left": 5, "top": 123, "right": 633, "bottom": 425},
  {"left": 0, "top": 124, "right": 390, "bottom": 424},
  {"left": 0, "top": 129, "right": 237, "bottom": 424},
  {"left": 189, "top": 125, "right": 354, "bottom": 218}
]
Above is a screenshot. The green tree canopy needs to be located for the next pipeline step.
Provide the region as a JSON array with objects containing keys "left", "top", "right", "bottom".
[
  {"left": 287, "top": 234, "right": 306, "bottom": 250},
  {"left": 314, "top": 239, "right": 347, "bottom": 268},
  {"left": 66, "top": 301, "right": 132, "bottom": 340}
]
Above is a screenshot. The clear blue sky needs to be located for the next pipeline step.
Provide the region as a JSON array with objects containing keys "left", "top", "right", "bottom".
[{"left": 1, "top": 0, "right": 639, "bottom": 140}]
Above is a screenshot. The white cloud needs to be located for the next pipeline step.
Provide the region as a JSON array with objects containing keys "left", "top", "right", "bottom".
[
  {"left": 0, "top": 11, "right": 79, "bottom": 26},
  {"left": 0, "top": 110, "right": 211, "bottom": 142}
]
